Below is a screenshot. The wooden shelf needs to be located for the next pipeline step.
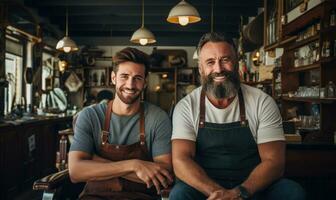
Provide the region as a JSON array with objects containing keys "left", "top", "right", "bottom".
[
  {"left": 287, "top": 63, "right": 320, "bottom": 73},
  {"left": 243, "top": 80, "right": 272, "bottom": 86},
  {"left": 264, "top": 42, "right": 280, "bottom": 51},
  {"left": 283, "top": 3, "right": 324, "bottom": 36},
  {"left": 287, "top": 35, "right": 319, "bottom": 51},
  {"left": 282, "top": 96, "right": 336, "bottom": 104}
]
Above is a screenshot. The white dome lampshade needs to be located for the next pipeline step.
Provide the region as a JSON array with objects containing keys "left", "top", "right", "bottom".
[
  {"left": 130, "top": 27, "right": 156, "bottom": 46},
  {"left": 130, "top": 0, "right": 156, "bottom": 45},
  {"left": 167, "top": 0, "right": 201, "bottom": 26},
  {"left": 56, "top": 36, "right": 78, "bottom": 53},
  {"left": 56, "top": 7, "right": 78, "bottom": 53}
]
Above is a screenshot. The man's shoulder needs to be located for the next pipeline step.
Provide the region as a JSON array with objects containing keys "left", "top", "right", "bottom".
[
  {"left": 78, "top": 103, "right": 106, "bottom": 119},
  {"left": 176, "top": 86, "right": 202, "bottom": 108},
  {"left": 143, "top": 102, "right": 169, "bottom": 118}
]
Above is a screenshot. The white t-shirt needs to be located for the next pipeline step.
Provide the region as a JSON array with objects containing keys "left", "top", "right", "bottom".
[{"left": 172, "top": 84, "right": 285, "bottom": 144}]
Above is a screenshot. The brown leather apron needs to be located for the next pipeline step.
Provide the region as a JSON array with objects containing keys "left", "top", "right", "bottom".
[{"left": 79, "top": 101, "right": 158, "bottom": 200}]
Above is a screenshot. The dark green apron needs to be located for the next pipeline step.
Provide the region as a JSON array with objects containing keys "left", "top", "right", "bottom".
[{"left": 195, "top": 88, "right": 261, "bottom": 189}]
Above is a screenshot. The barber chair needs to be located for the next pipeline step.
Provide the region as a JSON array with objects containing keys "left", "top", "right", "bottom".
[{"left": 32, "top": 125, "right": 170, "bottom": 200}]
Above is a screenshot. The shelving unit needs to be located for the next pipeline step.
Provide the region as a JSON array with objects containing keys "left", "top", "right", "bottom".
[
  {"left": 280, "top": 1, "right": 336, "bottom": 142},
  {"left": 146, "top": 67, "right": 199, "bottom": 112}
]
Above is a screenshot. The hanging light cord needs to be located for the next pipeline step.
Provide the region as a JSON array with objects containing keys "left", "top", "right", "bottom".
[
  {"left": 211, "top": 0, "right": 214, "bottom": 32},
  {"left": 65, "top": 7, "right": 69, "bottom": 36},
  {"left": 141, "top": 0, "right": 144, "bottom": 27}
]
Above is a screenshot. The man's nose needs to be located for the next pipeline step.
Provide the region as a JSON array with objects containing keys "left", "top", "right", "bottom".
[
  {"left": 213, "top": 61, "right": 223, "bottom": 73},
  {"left": 125, "top": 78, "right": 135, "bottom": 88}
]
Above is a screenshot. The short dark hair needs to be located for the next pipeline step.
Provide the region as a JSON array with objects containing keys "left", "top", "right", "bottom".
[
  {"left": 113, "top": 47, "right": 150, "bottom": 76},
  {"left": 197, "top": 32, "right": 237, "bottom": 56}
]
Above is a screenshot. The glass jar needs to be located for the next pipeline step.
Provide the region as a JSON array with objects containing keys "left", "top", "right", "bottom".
[{"left": 326, "top": 81, "right": 336, "bottom": 98}]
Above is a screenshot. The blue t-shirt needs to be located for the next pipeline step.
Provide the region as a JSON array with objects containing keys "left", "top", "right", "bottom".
[{"left": 70, "top": 102, "right": 172, "bottom": 158}]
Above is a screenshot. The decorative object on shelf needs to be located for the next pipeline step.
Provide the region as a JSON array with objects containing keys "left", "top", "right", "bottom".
[
  {"left": 326, "top": 81, "right": 336, "bottom": 98},
  {"left": 299, "top": 0, "right": 309, "bottom": 13},
  {"left": 56, "top": 7, "right": 78, "bottom": 53},
  {"left": 130, "top": 0, "right": 156, "bottom": 45},
  {"left": 65, "top": 71, "right": 83, "bottom": 92},
  {"left": 167, "top": 0, "right": 201, "bottom": 26},
  {"left": 330, "top": 9, "right": 336, "bottom": 26},
  {"left": 51, "top": 88, "right": 67, "bottom": 111},
  {"left": 321, "top": 40, "right": 331, "bottom": 58},
  {"left": 100, "top": 72, "right": 106, "bottom": 86}
]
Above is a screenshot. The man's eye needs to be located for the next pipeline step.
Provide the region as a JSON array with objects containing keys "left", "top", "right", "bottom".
[
  {"left": 206, "top": 61, "right": 214, "bottom": 66},
  {"left": 120, "top": 75, "right": 128, "bottom": 79},
  {"left": 220, "top": 58, "right": 230, "bottom": 63}
]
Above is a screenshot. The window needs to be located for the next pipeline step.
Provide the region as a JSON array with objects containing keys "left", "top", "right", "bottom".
[{"left": 4, "top": 38, "right": 23, "bottom": 115}]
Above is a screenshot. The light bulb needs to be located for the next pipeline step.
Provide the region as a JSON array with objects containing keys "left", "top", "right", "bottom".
[
  {"left": 139, "top": 38, "right": 148, "bottom": 45},
  {"left": 178, "top": 16, "right": 189, "bottom": 26},
  {"left": 63, "top": 47, "right": 71, "bottom": 53}
]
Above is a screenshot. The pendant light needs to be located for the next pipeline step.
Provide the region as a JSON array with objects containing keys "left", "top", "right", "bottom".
[
  {"left": 56, "top": 7, "right": 78, "bottom": 53},
  {"left": 167, "top": 0, "right": 201, "bottom": 26},
  {"left": 193, "top": 0, "right": 214, "bottom": 60},
  {"left": 130, "top": 0, "right": 156, "bottom": 45}
]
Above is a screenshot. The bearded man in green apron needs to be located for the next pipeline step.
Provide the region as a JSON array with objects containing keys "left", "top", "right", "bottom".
[
  {"left": 170, "top": 33, "right": 305, "bottom": 200},
  {"left": 69, "top": 47, "right": 173, "bottom": 199}
]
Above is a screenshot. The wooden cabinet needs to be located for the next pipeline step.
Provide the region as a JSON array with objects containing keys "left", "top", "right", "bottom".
[
  {"left": 280, "top": 1, "right": 336, "bottom": 142},
  {"left": 78, "top": 63, "right": 114, "bottom": 106},
  {"left": 264, "top": 0, "right": 285, "bottom": 50},
  {"left": 0, "top": 117, "right": 72, "bottom": 200}
]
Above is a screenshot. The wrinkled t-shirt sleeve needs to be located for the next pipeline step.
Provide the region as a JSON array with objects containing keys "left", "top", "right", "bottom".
[
  {"left": 257, "top": 95, "right": 285, "bottom": 144},
  {"left": 171, "top": 99, "right": 197, "bottom": 141},
  {"left": 69, "top": 108, "right": 95, "bottom": 154},
  {"left": 151, "top": 110, "right": 172, "bottom": 158}
]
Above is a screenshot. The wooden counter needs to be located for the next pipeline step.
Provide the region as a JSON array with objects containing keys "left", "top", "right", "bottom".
[
  {"left": 285, "top": 142, "right": 336, "bottom": 199},
  {"left": 0, "top": 116, "right": 73, "bottom": 200}
]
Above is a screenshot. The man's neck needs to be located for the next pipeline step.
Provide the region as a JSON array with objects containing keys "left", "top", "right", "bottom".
[
  {"left": 206, "top": 93, "right": 236, "bottom": 109},
  {"left": 112, "top": 98, "right": 140, "bottom": 116}
]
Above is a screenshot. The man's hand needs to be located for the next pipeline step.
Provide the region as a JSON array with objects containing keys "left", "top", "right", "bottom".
[
  {"left": 207, "top": 188, "right": 241, "bottom": 200},
  {"left": 132, "top": 159, "right": 174, "bottom": 194}
]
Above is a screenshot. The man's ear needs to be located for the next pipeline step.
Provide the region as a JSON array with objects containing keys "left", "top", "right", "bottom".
[{"left": 111, "top": 71, "right": 116, "bottom": 85}]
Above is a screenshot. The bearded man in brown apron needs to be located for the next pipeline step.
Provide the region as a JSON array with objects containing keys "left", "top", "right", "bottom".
[
  {"left": 170, "top": 32, "right": 305, "bottom": 200},
  {"left": 68, "top": 47, "right": 173, "bottom": 200}
]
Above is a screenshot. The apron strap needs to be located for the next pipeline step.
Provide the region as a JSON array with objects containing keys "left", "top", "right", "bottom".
[
  {"left": 102, "top": 101, "right": 145, "bottom": 145},
  {"left": 238, "top": 87, "right": 248, "bottom": 126},
  {"left": 199, "top": 89, "right": 206, "bottom": 128},
  {"left": 199, "top": 87, "right": 248, "bottom": 128},
  {"left": 102, "top": 100, "right": 113, "bottom": 145},
  {"left": 139, "top": 102, "right": 145, "bottom": 145}
]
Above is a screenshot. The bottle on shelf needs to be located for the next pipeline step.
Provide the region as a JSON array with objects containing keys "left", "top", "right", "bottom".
[
  {"left": 326, "top": 81, "right": 336, "bottom": 98},
  {"left": 330, "top": 9, "right": 336, "bottom": 26},
  {"left": 321, "top": 40, "right": 331, "bottom": 58}
]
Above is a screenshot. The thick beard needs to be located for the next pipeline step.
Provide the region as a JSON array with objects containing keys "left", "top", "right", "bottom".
[
  {"left": 116, "top": 87, "right": 141, "bottom": 105},
  {"left": 201, "top": 69, "right": 240, "bottom": 99}
]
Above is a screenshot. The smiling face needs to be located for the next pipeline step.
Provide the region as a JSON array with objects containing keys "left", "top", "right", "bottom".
[
  {"left": 198, "top": 41, "right": 240, "bottom": 99},
  {"left": 111, "top": 61, "right": 146, "bottom": 105}
]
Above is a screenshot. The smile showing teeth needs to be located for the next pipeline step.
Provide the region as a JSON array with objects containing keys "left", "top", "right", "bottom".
[
  {"left": 213, "top": 76, "right": 226, "bottom": 81},
  {"left": 123, "top": 89, "right": 136, "bottom": 94}
]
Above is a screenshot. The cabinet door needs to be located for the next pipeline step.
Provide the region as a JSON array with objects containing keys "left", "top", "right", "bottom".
[
  {"left": 0, "top": 128, "right": 21, "bottom": 200},
  {"left": 20, "top": 125, "right": 43, "bottom": 188}
]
